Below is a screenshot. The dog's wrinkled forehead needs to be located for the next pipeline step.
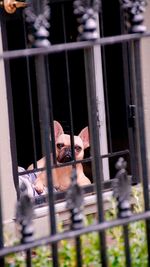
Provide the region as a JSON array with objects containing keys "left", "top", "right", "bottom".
[{"left": 56, "top": 134, "right": 84, "bottom": 148}]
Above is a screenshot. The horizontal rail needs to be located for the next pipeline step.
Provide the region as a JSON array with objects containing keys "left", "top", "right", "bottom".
[
  {"left": 0, "top": 32, "right": 150, "bottom": 60},
  {"left": 18, "top": 149, "right": 129, "bottom": 176},
  {"left": 1, "top": 209, "right": 150, "bottom": 258}
]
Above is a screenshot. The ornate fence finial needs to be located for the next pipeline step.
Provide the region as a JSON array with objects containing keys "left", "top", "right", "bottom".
[
  {"left": 73, "top": 0, "right": 101, "bottom": 41},
  {"left": 113, "top": 157, "right": 132, "bottom": 218},
  {"left": 66, "top": 168, "right": 84, "bottom": 230},
  {"left": 120, "top": 0, "right": 147, "bottom": 33},
  {"left": 24, "top": 0, "right": 51, "bottom": 47},
  {"left": 16, "top": 182, "right": 34, "bottom": 244}
]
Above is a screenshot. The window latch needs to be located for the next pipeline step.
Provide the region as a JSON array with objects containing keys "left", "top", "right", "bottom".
[{"left": 128, "top": 104, "right": 136, "bottom": 128}]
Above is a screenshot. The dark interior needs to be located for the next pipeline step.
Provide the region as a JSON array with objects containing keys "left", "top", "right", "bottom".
[{"left": 1, "top": 0, "right": 131, "bottom": 179}]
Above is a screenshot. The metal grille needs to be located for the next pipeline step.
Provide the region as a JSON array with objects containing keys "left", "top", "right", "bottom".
[{"left": 0, "top": 0, "right": 150, "bottom": 266}]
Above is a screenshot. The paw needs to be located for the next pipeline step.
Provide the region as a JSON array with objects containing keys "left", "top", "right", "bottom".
[{"left": 34, "top": 180, "right": 44, "bottom": 194}]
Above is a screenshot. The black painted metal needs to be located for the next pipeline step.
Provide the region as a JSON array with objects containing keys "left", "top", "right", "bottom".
[
  {"left": 114, "top": 158, "right": 132, "bottom": 267},
  {"left": 1, "top": 209, "right": 150, "bottom": 258},
  {"left": 24, "top": 0, "right": 51, "bottom": 48},
  {"left": 0, "top": 0, "right": 150, "bottom": 266},
  {"left": 113, "top": 158, "right": 132, "bottom": 218},
  {"left": 25, "top": 1, "right": 59, "bottom": 266},
  {"left": 0, "top": 32, "right": 150, "bottom": 60},
  {"left": 84, "top": 47, "right": 108, "bottom": 266},
  {"left": 16, "top": 186, "right": 34, "bottom": 267},
  {"left": 66, "top": 174, "right": 84, "bottom": 266},
  {"left": 133, "top": 39, "right": 150, "bottom": 266},
  {"left": 35, "top": 54, "right": 59, "bottom": 267},
  {"left": 123, "top": 226, "right": 131, "bottom": 267},
  {"left": 23, "top": 17, "right": 38, "bottom": 169},
  {"left": 73, "top": 0, "right": 100, "bottom": 40},
  {"left": 120, "top": 0, "right": 147, "bottom": 33},
  {"left": 61, "top": 3, "right": 76, "bottom": 163},
  {"left": 121, "top": 39, "right": 141, "bottom": 183}
]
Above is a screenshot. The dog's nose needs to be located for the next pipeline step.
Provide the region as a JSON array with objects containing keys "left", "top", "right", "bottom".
[
  {"left": 58, "top": 148, "right": 73, "bottom": 163},
  {"left": 63, "top": 148, "right": 72, "bottom": 162},
  {"left": 63, "top": 154, "right": 72, "bottom": 162}
]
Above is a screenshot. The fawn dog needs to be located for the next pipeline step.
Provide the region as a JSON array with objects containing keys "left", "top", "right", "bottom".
[{"left": 28, "top": 121, "right": 91, "bottom": 192}]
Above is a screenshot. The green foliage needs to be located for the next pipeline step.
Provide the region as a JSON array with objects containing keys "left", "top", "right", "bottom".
[
  {"left": 58, "top": 239, "right": 76, "bottom": 267},
  {"left": 5, "top": 186, "right": 148, "bottom": 266},
  {"left": 31, "top": 247, "right": 52, "bottom": 267}
]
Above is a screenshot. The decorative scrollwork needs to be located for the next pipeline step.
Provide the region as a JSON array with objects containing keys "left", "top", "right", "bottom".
[
  {"left": 16, "top": 183, "right": 34, "bottom": 243},
  {"left": 24, "top": 0, "right": 51, "bottom": 47},
  {"left": 66, "top": 169, "right": 84, "bottom": 230},
  {"left": 73, "top": 0, "right": 101, "bottom": 41},
  {"left": 113, "top": 157, "right": 132, "bottom": 218},
  {"left": 120, "top": 0, "right": 147, "bottom": 33}
]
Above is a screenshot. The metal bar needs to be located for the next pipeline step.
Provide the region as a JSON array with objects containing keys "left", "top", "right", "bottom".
[
  {"left": 34, "top": 54, "right": 59, "bottom": 267},
  {"left": 133, "top": 39, "right": 150, "bottom": 265},
  {"left": 123, "top": 226, "right": 131, "bottom": 267},
  {"left": 44, "top": 56, "right": 56, "bottom": 164},
  {"left": 23, "top": 19, "right": 38, "bottom": 169},
  {"left": 26, "top": 249, "right": 32, "bottom": 267},
  {"left": 122, "top": 40, "right": 141, "bottom": 183},
  {"left": 75, "top": 237, "right": 82, "bottom": 267},
  {"left": 61, "top": 6, "right": 83, "bottom": 266},
  {"left": 114, "top": 158, "right": 132, "bottom": 266},
  {"left": 128, "top": 41, "right": 142, "bottom": 184},
  {"left": 26, "top": 61, "right": 38, "bottom": 169},
  {"left": 1, "top": 210, "right": 150, "bottom": 257},
  {"left": 43, "top": 54, "right": 60, "bottom": 179},
  {"left": 1, "top": 32, "right": 150, "bottom": 60},
  {"left": 61, "top": 3, "right": 76, "bottom": 163},
  {"left": 84, "top": 47, "right": 108, "bottom": 267},
  {"left": 18, "top": 149, "right": 130, "bottom": 176}
]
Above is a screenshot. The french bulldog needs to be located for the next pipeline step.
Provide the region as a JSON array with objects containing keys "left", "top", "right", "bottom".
[{"left": 28, "top": 121, "right": 91, "bottom": 193}]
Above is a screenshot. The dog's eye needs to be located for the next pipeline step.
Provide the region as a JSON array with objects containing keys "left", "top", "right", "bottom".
[
  {"left": 57, "top": 143, "right": 64, "bottom": 149},
  {"left": 75, "top": 145, "right": 82, "bottom": 152}
]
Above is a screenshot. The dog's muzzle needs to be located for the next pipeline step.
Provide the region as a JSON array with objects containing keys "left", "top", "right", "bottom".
[{"left": 57, "top": 148, "right": 73, "bottom": 163}]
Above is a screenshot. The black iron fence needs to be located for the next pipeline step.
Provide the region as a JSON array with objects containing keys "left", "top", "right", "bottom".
[{"left": 0, "top": 0, "right": 150, "bottom": 266}]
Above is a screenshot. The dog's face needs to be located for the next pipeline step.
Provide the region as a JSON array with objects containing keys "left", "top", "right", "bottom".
[{"left": 54, "top": 121, "right": 89, "bottom": 163}]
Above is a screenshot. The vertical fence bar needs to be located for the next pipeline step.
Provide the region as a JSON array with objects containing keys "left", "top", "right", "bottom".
[
  {"left": 61, "top": 4, "right": 76, "bottom": 160},
  {"left": 75, "top": 237, "right": 82, "bottom": 267},
  {"left": 24, "top": 0, "right": 59, "bottom": 266},
  {"left": 22, "top": 16, "right": 38, "bottom": 169},
  {"left": 84, "top": 47, "right": 108, "bottom": 267},
  {"left": 16, "top": 185, "right": 34, "bottom": 267},
  {"left": 114, "top": 157, "right": 132, "bottom": 267},
  {"left": 123, "top": 226, "right": 131, "bottom": 267},
  {"left": 26, "top": 250, "right": 32, "bottom": 267},
  {"left": 24, "top": 53, "right": 37, "bottom": 167},
  {"left": 122, "top": 41, "right": 141, "bottom": 183},
  {"left": 45, "top": 56, "right": 56, "bottom": 163},
  {"left": 118, "top": 1, "right": 150, "bottom": 263},
  {"left": 34, "top": 54, "right": 59, "bottom": 267},
  {"left": 61, "top": 5, "right": 83, "bottom": 266},
  {"left": 66, "top": 174, "right": 84, "bottom": 267},
  {"left": 119, "top": 0, "right": 148, "bottom": 185},
  {"left": 133, "top": 39, "right": 150, "bottom": 265},
  {"left": 26, "top": 58, "right": 38, "bottom": 169}
]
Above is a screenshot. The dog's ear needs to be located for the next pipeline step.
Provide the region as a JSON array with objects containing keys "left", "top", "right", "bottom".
[
  {"left": 54, "top": 121, "right": 64, "bottom": 140},
  {"left": 78, "top": 127, "right": 90, "bottom": 149}
]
